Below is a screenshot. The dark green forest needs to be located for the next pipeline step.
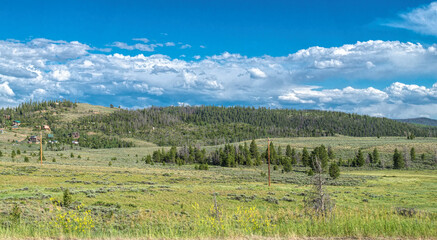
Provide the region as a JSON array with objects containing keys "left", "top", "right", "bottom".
[
  {"left": 1, "top": 101, "right": 436, "bottom": 148},
  {"left": 63, "top": 106, "right": 436, "bottom": 146}
]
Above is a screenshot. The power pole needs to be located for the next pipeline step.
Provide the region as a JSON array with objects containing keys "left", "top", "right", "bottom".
[
  {"left": 40, "top": 131, "right": 43, "bottom": 165},
  {"left": 267, "top": 137, "right": 271, "bottom": 187}
]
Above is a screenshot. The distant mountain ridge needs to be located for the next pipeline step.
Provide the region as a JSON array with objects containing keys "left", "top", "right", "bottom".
[{"left": 395, "top": 118, "right": 437, "bottom": 127}]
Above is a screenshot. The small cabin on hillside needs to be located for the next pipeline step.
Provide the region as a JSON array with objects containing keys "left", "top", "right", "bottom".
[
  {"left": 12, "top": 120, "right": 21, "bottom": 126},
  {"left": 72, "top": 140, "right": 79, "bottom": 145},
  {"left": 28, "top": 136, "right": 39, "bottom": 143},
  {"left": 43, "top": 125, "right": 51, "bottom": 131}
]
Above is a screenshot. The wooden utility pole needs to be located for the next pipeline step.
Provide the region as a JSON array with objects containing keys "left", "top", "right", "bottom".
[
  {"left": 267, "top": 137, "right": 271, "bottom": 187},
  {"left": 40, "top": 131, "right": 43, "bottom": 165}
]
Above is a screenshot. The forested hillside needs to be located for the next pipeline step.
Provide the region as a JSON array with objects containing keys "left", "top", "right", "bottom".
[
  {"left": 63, "top": 105, "right": 437, "bottom": 146},
  {"left": 396, "top": 117, "right": 437, "bottom": 127},
  {"left": 1, "top": 101, "right": 436, "bottom": 147}
]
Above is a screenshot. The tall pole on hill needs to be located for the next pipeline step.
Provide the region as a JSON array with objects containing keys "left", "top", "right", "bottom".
[
  {"left": 40, "top": 131, "right": 43, "bottom": 165},
  {"left": 267, "top": 137, "right": 271, "bottom": 187}
]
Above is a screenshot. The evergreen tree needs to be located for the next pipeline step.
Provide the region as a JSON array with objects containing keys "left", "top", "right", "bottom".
[
  {"left": 355, "top": 149, "right": 365, "bottom": 167},
  {"left": 372, "top": 148, "right": 379, "bottom": 164},
  {"left": 329, "top": 162, "right": 340, "bottom": 179},
  {"left": 286, "top": 145, "right": 292, "bottom": 158},
  {"left": 291, "top": 148, "right": 297, "bottom": 165},
  {"left": 310, "top": 145, "right": 328, "bottom": 172},
  {"left": 393, "top": 148, "right": 404, "bottom": 169},
  {"left": 327, "top": 146, "right": 335, "bottom": 160},
  {"left": 410, "top": 147, "right": 416, "bottom": 161},
  {"left": 283, "top": 157, "right": 292, "bottom": 172},
  {"left": 249, "top": 139, "right": 259, "bottom": 164},
  {"left": 302, "top": 147, "right": 310, "bottom": 167}
]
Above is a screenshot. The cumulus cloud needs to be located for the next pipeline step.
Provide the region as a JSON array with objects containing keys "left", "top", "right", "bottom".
[
  {"left": 248, "top": 68, "right": 267, "bottom": 78},
  {"left": 0, "top": 38, "right": 437, "bottom": 118},
  {"left": 180, "top": 44, "right": 192, "bottom": 49},
  {"left": 279, "top": 83, "right": 437, "bottom": 118},
  {"left": 0, "top": 82, "right": 14, "bottom": 96},
  {"left": 112, "top": 41, "right": 161, "bottom": 52},
  {"left": 385, "top": 2, "right": 437, "bottom": 37},
  {"left": 279, "top": 86, "right": 388, "bottom": 105}
]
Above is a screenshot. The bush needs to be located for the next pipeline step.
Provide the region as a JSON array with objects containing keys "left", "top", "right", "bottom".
[
  {"left": 62, "top": 189, "right": 73, "bottom": 207},
  {"left": 10, "top": 204, "right": 21, "bottom": 221},
  {"left": 329, "top": 162, "right": 340, "bottom": 179},
  {"left": 283, "top": 160, "right": 292, "bottom": 172},
  {"left": 24, "top": 156, "right": 30, "bottom": 162},
  {"left": 307, "top": 169, "right": 314, "bottom": 176},
  {"left": 195, "top": 163, "right": 209, "bottom": 170}
]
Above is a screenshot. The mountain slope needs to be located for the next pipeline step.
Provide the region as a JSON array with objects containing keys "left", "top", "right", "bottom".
[
  {"left": 395, "top": 118, "right": 437, "bottom": 127},
  {"left": 63, "top": 106, "right": 437, "bottom": 146},
  {"left": 2, "top": 101, "right": 436, "bottom": 147}
]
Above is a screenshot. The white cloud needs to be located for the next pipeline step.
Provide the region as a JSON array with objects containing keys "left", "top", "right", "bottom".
[
  {"left": 165, "top": 42, "right": 175, "bottom": 47},
  {"left": 181, "top": 44, "right": 192, "bottom": 49},
  {"left": 385, "top": 2, "right": 437, "bottom": 37},
  {"left": 193, "top": 55, "right": 201, "bottom": 60},
  {"left": 132, "top": 38, "right": 150, "bottom": 43},
  {"left": 0, "top": 38, "right": 437, "bottom": 118},
  {"left": 314, "top": 59, "right": 343, "bottom": 69},
  {"left": 51, "top": 69, "right": 71, "bottom": 81},
  {"left": 0, "top": 82, "right": 14, "bottom": 96},
  {"left": 248, "top": 68, "right": 267, "bottom": 78},
  {"left": 279, "top": 86, "right": 388, "bottom": 105}
]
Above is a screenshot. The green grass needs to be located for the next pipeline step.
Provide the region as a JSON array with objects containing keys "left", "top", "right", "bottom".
[{"left": 0, "top": 136, "right": 436, "bottom": 238}]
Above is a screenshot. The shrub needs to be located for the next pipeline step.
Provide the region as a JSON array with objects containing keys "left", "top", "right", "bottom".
[
  {"left": 10, "top": 204, "right": 21, "bottom": 221},
  {"left": 329, "top": 162, "right": 340, "bottom": 179},
  {"left": 62, "top": 189, "right": 73, "bottom": 207},
  {"left": 283, "top": 159, "right": 292, "bottom": 172},
  {"left": 307, "top": 169, "right": 314, "bottom": 176},
  {"left": 24, "top": 156, "right": 30, "bottom": 162}
]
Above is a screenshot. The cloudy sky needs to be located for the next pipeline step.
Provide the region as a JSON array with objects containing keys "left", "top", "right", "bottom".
[{"left": 0, "top": 0, "right": 436, "bottom": 119}]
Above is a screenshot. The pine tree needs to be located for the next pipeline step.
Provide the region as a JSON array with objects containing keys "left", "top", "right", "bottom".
[
  {"left": 249, "top": 139, "right": 259, "bottom": 163},
  {"left": 327, "top": 146, "right": 335, "bottom": 160},
  {"left": 310, "top": 145, "right": 329, "bottom": 172},
  {"left": 285, "top": 145, "right": 292, "bottom": 158},
  {"left": 283, "top": 157, "right": 292, "bottom": 172},
  {"left": 393, "top": 148, "right": 404, "bottom": 169},
  {"left": 355, "top": 149, "right": 365, "bottom": 167},
  {"left": 329, "top": 162, "right": 340, "bottom": 179},
  {"left": 410, "top": 147, "right": 416, "bottom": 161},
  {"left": 302, "top": 147, "right": 310, "bottom": 167},
  {"left": 291, "top": 148, "right": 297, "bottom": 165},
  {"left": 372, "top": 148, "right": 379, "bottom": 164}
]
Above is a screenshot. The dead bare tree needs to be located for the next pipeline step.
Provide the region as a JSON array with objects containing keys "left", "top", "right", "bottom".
[{"left": 304, "top": 156, "right": 334, "bottom": 217}]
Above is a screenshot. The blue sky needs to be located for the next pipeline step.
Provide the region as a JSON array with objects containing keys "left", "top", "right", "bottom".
[{"left": 0, "top": 0, "right": 436, "bottom": 118}]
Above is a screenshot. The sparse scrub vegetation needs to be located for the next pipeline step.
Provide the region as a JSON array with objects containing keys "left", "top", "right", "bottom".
[{"left": 0, "top": 101, "right": 435, "bottom": 238}]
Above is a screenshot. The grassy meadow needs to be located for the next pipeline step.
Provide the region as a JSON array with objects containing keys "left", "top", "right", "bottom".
[{"left": 0, "top": 132, "right": 436, "bottom": 238}]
